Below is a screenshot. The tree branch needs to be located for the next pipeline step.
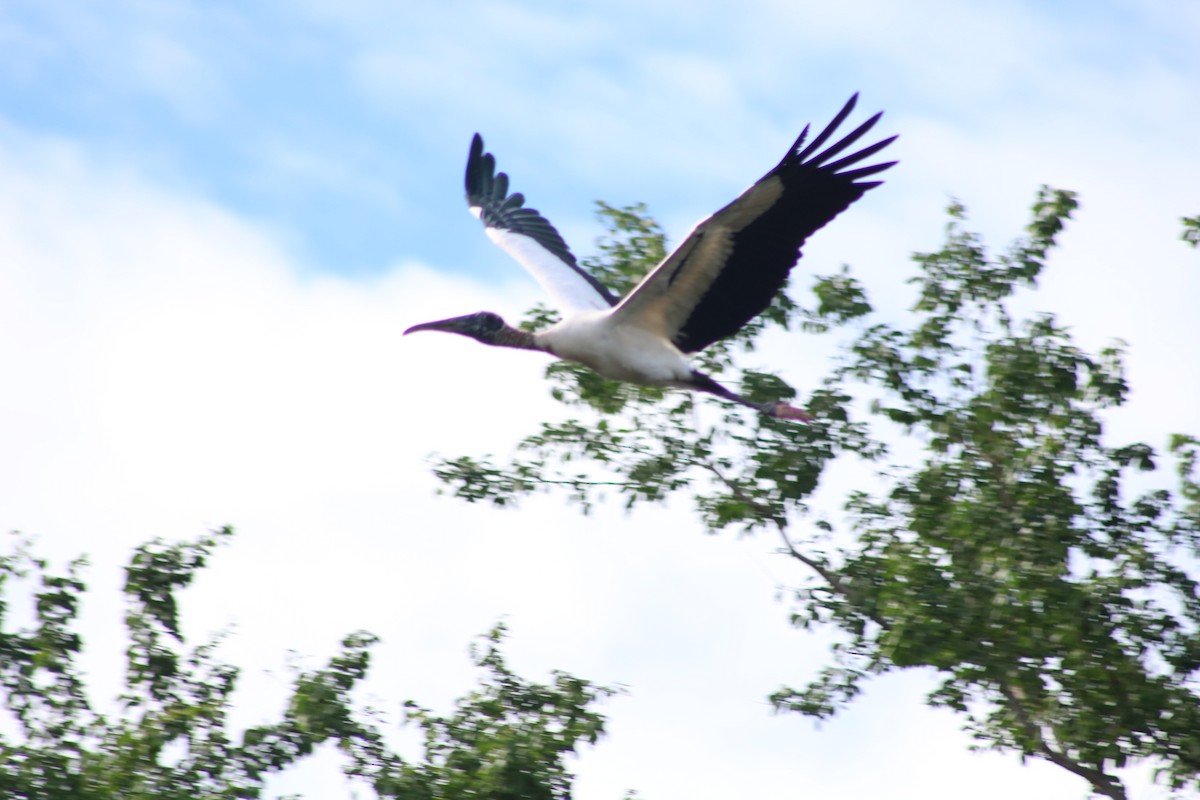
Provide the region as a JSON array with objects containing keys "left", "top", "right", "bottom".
[
  {"left": 997, "top": 681, "right": 1127, "bottom": 800},
  {"left": 697, "top": 457, "right": 866, "bottom": 623},
  {"left": 771, "top": 521, "right": 859, "bottom": 608}
]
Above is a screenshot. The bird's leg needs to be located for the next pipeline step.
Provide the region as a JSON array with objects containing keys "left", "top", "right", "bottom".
[{"left": 687, "top": 371, "right": 812, "bottom": 422}]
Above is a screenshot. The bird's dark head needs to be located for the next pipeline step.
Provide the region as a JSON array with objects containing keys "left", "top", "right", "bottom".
[{"left": 404, "top": 311, "right": 508, "bottom": 344}]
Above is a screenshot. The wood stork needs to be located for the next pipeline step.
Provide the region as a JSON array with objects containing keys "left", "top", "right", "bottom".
[{"left": 405, "top": 94, "right": 896, "bottom": 420}]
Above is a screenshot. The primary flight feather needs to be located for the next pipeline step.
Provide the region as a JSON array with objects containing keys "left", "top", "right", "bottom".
[{"left": 406, "top": 94, "right": 897, "bottom": 421}]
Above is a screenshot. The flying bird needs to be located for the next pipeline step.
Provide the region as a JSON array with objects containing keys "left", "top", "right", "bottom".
[{"left": 405, "top": 94, "right": 896, "bottom": 420}]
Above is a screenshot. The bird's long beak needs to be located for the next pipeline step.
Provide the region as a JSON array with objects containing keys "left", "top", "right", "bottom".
[{"left": 403, "top": 314, "right": 474, "bottom": 336}]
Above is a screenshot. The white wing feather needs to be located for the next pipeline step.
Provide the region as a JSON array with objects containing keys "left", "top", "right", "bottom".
[
  {"left": 480, "top": 225, "right": 612, "bottom": 314},
  {"left": 466, "top": 134, "right": 617, "bottom": 316}
]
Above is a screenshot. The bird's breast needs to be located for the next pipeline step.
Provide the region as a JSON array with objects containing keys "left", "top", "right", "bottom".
[{"left": 540, "top": 313, "right": 693, "bottom": 387}]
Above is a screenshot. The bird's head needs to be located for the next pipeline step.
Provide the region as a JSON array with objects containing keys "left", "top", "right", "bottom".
[{"left": 404, "top": 311, "right": 508, "bottom": 344}]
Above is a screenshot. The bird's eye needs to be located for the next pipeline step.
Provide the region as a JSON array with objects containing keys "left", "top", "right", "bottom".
[{"left": 477, "top": 312, "right": 504, "bottom": 332}]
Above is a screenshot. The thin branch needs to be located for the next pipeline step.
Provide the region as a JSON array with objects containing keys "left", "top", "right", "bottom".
[
  {"left": 998, "top": 681, "right": 1127, "bottom": 800},
  {"left": 520, "top": 478, "right": 638, "bottom": 488},
  {"left": 771, "top": 521, "right": 859, "bottom": 609},
  {"left": 697, "top": 458, "right": 780, "bottom": 525},
  {"left": 698, "top": 457, "right": 865, "bottom": 621}
]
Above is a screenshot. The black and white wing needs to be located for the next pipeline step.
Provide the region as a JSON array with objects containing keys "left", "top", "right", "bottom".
[
  {"left": 466, "top": 134, "right": 618, "bottom": 314},
  {"left": 611, "top": 94, "right": 897, "bottom": 352}
]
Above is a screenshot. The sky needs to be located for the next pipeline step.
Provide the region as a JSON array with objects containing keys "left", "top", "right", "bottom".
[{"left": 1, "top": 1, "right": 1199, "bottom": 798}]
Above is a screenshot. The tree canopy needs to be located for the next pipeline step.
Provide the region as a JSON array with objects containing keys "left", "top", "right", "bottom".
[
  {"left": 433, "top": 193, "right": 1200, "bottom": 799},
  {"left": 0, "top": 528, "right": 618, "bottom": 799}
]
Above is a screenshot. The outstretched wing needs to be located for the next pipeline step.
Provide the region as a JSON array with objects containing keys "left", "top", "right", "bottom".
[
  {"left": 465, "top": 134, "right": 618, "bottom": 313},
  {"left": 611, "top": 93, "right": 896, "bottom": 353}
]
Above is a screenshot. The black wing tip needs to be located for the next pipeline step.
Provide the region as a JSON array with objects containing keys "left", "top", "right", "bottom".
[
  {"left": 778, "top": 94, "right": 897, "bottom": 182},
  {"left": 842, "top": 159, "right": 899, "bottom": 182},
  {"left": 830, "top": 93, "right": 860, "bottom": 123},
  {"left": 465, "top": 133, "right": 495, "bottom": 204}
]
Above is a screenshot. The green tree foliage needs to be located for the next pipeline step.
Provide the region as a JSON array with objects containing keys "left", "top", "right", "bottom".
[
  {"left": 1183, "top": 215, "right": 1200, "bottom": 248},
  {"left": 0, "top": 529, "right": 617, "bottom": 799},
  {"left": 433, "top": 192, "right": 1200, "bottom": 799}
]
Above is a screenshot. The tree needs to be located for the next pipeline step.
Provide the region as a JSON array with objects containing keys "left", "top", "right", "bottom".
[
  {"left": 432, "top": 194, "right": 1200, "bottom": 799},
  {"left": 0, "top": 528, "right": 618, "bottom": 799}
]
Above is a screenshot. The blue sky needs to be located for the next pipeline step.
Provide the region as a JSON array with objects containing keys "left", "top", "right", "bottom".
[
  {"left": 2, "top": 2, "right": 1199, "bottom": 799},
  {"left": 6, "top": 0, "right": 1197, "bottom": 273}
]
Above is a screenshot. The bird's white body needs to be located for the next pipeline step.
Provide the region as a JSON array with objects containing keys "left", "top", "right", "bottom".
[{"left": 538, "top": 311, "right": 694, "bottom": 387}]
